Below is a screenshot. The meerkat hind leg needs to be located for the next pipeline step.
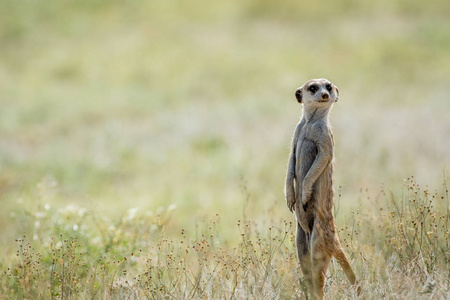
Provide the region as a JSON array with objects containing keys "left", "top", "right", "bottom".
[
  {"left": 310, "top": 225, "right": 332, "bottom": 300},
  {"left": 311, "top": 250, "right": 331, "bottom": 299},
  {"left": 296, "top": 223, "right": 314, "bottom": 295}
]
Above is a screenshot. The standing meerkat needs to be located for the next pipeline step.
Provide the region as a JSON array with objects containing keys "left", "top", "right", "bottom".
[{"left": 285, "top": 78, "right": 359, "bottom": 299}]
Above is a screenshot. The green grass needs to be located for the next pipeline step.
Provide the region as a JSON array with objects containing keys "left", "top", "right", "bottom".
[{"left": 0, "top": 0, "right": 450, "bottom": 298}]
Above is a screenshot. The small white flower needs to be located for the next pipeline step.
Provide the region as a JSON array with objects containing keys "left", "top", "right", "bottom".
[
  {"left": 91, "top": 237, "right": 101, "bottom": 245},
  {"left": 124, "top": 207, "right": 139, "bottom": 222},
  {"left": 35, "top": 212, "right": 45, "bottom": 219}
]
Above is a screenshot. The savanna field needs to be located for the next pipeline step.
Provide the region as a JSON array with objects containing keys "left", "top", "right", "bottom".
[{"left": 0, "top": 1, "right": 449, "bottom": 299}]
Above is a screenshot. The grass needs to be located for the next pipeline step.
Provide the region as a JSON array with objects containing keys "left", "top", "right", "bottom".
[
  {"left": 1, "top": 177, "right": 448, "bottom": 299},
  {"left": 0, "top": 0, "right": 450, "bottom": 298}
]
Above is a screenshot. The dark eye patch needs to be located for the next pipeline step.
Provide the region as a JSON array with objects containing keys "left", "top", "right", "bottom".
[
  {"left": 308, "top": 85, "right": 317, "bottom": 93},
  {"left": 326, "top": 84, "right": 332, "bottom": 92}
]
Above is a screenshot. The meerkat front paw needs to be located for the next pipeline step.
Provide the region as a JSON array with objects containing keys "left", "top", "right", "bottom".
[
  {"left": 286, "top": 194, "right": 296, "bottom": 212},
  {"left": 302, "top": 188, "right": 312, "bottom": 206}
]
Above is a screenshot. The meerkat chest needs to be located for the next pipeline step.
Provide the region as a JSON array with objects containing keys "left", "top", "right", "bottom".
[{"left": 295, "top": 125, "right": 319, "bottom": 166}]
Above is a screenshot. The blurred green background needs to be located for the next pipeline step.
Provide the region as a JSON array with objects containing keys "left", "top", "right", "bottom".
[{"left": 1, "top": 0, "right": 450, "bottom": 244}]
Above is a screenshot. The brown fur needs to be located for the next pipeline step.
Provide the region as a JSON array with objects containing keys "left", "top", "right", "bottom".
[{"left": 285, "top": 79, "right": 360, "bottom": 299}]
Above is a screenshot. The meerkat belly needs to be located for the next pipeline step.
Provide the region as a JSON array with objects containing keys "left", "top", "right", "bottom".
[
  {"left": 295, "top": 137, "right": 317, "bottom": 232},
  {"left": 296, "top": 138, "right": 317, "bottom": 184}
]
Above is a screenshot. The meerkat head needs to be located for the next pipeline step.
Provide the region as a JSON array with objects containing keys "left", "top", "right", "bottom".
[{"left": 295, "top": 78, "right": 339, "bottom": 108}]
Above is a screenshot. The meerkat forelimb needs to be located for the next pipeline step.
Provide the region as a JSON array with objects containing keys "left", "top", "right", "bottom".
[{"left": 285, "top": 78, "right": 359, "bottom": 299}]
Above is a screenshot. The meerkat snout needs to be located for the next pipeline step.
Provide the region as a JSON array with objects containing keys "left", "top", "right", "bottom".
[{"left": 321, "top": 93, "right": 329, "bottom": 100}]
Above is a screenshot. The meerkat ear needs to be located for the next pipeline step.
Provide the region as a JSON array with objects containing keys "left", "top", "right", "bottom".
[
  {"left": 295, "top": 88, "right": 303, "bottom": 103},
  {"left": 334, "top": 85, "right": 339, "bottom": 102}
]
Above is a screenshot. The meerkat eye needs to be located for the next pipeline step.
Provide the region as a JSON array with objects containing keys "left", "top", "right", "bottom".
[
  {"left": 325, "top": 84, "right": 332, "bottom": 92},
  {"left": 308, "top": 85, "right": 317, "bottom": 94}
]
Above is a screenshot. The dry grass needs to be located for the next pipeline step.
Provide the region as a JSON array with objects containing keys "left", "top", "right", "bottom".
[{"left": 1, "top": 177, "right": 448, "bottom": 299}]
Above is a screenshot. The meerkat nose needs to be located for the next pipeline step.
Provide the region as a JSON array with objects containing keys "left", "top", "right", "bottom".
[{"left": 321, "top": 93, "right": 329, "bottom": 100}]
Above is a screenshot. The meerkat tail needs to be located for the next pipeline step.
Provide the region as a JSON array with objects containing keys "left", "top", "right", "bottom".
[
  {"left": 333, "top": 246, "right": 357, "bottom": 285},
  {"left": 333, "top": 245, "right": 361, "bottom": 295}
]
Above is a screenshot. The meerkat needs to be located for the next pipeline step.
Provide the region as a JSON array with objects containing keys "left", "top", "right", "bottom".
[{"left": 285, "top": 78, "right": 359, "bottom": 299}]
